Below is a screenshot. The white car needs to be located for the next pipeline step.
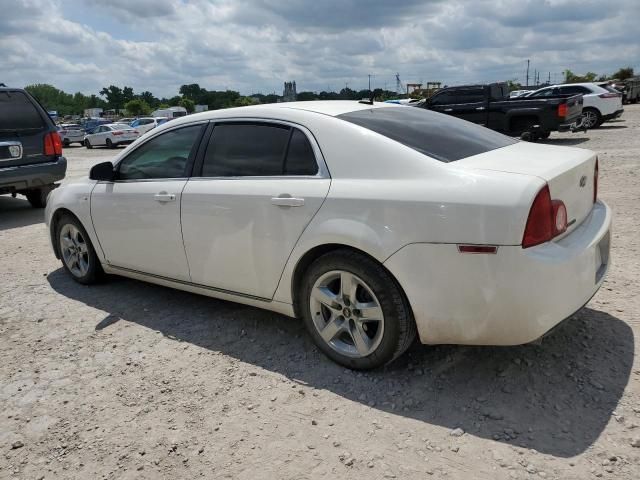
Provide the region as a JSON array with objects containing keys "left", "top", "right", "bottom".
[
  {"left": 57, "top": 123, "right": 85, "bottom": 146},
  {"left": 45, "top": 101, "right": 611, "bottom": 369},
  {"left": 509, "top": 90, "right": 534, "bottom": 98},
  {"left": 526, "top": 83, "right": 623, "bottom": 128},
  {"left": 130, "top": 117, "right": 168, "bottom": 135},
  {"left": 84, "top": 123, "right": 140, "bottom": 149}
]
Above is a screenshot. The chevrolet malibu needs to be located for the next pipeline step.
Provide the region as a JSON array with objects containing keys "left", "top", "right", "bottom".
[{"left": 45, "top": 101, "right": 611, "bottom": 369}]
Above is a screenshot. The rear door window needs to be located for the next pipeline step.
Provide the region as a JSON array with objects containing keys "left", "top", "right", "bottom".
[
  {"left": 0, "top": 91, "right": 46, "bottom": 131},
  {"left": 200, "top": 123, "right": 319, "bottom": 177},
  {"left": 339, "top": 107, "right": 516, "bottom": 162}
]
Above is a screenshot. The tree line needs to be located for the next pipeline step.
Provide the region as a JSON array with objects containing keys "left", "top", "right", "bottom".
[{"left": 24, "top": 66, "right": 635, "bottom": 117}]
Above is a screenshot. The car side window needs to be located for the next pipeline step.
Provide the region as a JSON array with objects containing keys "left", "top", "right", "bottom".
[
  {"left": 117, "top": 125, "right": 203, "bottom": 181},
  {"left": 529, "top": 88, "right": 558, "bottom": 98},
  {"left": 201, "top": 123, "right": 290, "bottom": 177},
  {"left": 285, "top": 128, "right": 318, "bottom": 175},
  {"left": 456, "top": 88, "right": 484, "bottom": 103},
  {"left": 430, "top": 91, "right": 455, "bottom": 106}
]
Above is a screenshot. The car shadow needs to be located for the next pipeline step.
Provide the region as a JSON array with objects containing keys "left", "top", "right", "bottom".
[
  {"left": 47, "top": 268, "right": 634, "bottom": 458},
  {"left": 539, "top": 137, "right": 590, "bottom": 146},
  {"left": 597, "top": 125, "right": 628, "bottom": 130},
  {"left": 0, "top": 195, "right": 44, "bottom": 230}
]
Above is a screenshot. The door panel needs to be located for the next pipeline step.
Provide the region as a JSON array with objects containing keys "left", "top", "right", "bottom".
[
  {"left": 181, "top": 178, "right": 330, "bottom": 298},
  {"left": 91, "top": 180, "right": 191, "bottom": 280}
]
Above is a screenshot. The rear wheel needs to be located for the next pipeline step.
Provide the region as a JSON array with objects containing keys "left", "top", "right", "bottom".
[
  {"left": 538, "top": 131, "right": 551, "bottom": 140},
  {"left": 56, "top": 214, "right": 103, "bottom": 284},
  {"left": 581, "top": 108, "right": 602, "bottom": 129},
  {"left": 300, "top": 250, "right": 416, "bottom": 370},
  {"left": 25, "top": 186, "right": 51, "bottom": 208}
]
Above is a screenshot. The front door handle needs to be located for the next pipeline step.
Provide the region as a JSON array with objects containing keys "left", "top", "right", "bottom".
[
  {"left": 271, "top": 195, "right": 304, "bottom": 207},
  {"left": 475, "top": 106, "right": 486, "bottom": 110},
  {"left": 154, "top": 192, "right": 176, "bottom": 202}
]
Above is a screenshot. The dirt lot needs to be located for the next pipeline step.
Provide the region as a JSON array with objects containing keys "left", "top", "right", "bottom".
[{"left": 1, "top": 107, "right": 639, "bottom": 480}]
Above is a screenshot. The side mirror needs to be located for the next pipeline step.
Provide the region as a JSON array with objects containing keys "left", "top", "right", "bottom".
[{"left": 89, "top": 161, "right": 115, "bottom": 181}]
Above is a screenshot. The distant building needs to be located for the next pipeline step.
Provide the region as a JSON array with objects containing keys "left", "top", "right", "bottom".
[{"left": 282, "top": 81, "right": 297, "bottom": 102}]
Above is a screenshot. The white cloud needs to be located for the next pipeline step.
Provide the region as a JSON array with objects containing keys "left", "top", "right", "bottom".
[{"left": 0, "top": 0, "right": 638, "bottom": 97}]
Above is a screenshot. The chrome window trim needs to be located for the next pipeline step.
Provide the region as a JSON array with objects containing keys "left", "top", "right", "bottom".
[{"left": 196, "top": 117, "right": 330, "bottom": 179}]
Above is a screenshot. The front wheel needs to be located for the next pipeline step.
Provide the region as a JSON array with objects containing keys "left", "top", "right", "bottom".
[
  {"left": 85, "top": 139, "right": 93, "bottom": 149},
  {"left": 106, "top": 138, "right": 114, "bottom": 149},
  {"left": 300, "top": 250, "right": 416, "bottom": 370},
  {"left": 56, "top": 214, "right": 103, "bottom": 284}
]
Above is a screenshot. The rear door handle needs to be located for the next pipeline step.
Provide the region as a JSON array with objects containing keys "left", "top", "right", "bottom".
[
  {"left": 475, "top": 106, "right": 486, "bottom": 110},
  {"left": 443, "top": 108, "right": 453, "bottom": 112},
  {"left": 271, "top": 195, "right": 304, "bottom": 207},
  {"left": 154, "top": 192, "right": 176, "bottom": 202}
]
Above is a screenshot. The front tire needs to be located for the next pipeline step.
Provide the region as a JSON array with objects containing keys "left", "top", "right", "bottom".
[
  {"left": 56, "top": 214, "right": 103, "bottom": 284},
  {"left": 300, "top": 250, "right": 416, "bottom": 370},
  {"left": 85, "top": 139, "right": 93, "bottom": 149},
  {"left": 106, "top": 138, "right": 114, "bottom": 149}
]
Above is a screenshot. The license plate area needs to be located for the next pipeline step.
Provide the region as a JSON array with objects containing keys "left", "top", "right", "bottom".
[{"left": 595, "top": 231, "right": 610, "bottom": 283}]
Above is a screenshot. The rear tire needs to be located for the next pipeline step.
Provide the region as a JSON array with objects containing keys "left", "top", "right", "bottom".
[
  {"left": 538, "top": 131, "right": 551, "bottom": 140},
  {"left": 581, "top": 108, "right": 602, "bottom": 129},
  {"left": 25, "top": 186, "right": 51, "bottom": 208},
  {"left": 300, "top": 249, "right": 416, "bottom": 370},
  {"left": 56, "top": 214, "right": 103, "bottom": 285}
]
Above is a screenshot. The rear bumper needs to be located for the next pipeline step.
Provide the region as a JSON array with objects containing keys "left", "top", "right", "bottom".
[
  {"left": 0, "top": 156, "right": 67, "bottom": 193},
  {"left": 384, "top": 200, "right": 612, "bottom": 345},
  {"left": 602, "top": 109, "right": 624, "bottom": 121}
]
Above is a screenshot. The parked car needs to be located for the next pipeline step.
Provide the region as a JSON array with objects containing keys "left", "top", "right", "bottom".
[
  {"left": 151, "top": 107, "right": 187, "bottom": 119},
  {"left": 525, "top": 83, "right": 623, "bottom": 129},
  {"left": 45, "top": 101, "right": 610, "bottom": 369},
  {"left": 415, "top": 82, "right": 583, "bottom": 140},
  {"left": 57, "top": 123, "right": 85, "bottom": 146},
  {"left": 609, "top": 77, "right": 640, "bottom": 104},
  {"left": 130, "top": 117, "right": 168, "bottom": 135},
  {"left": 84, "top": 123, "right": 140, "bottom": 149},
  {"left": 509, "top": 89, "right": 534, "bottom": 98},
  {"left": 118, "top": 117, "right": 136, "bottom": 125},
  {"left": 81, "top": 117, "right": 110, "bottom": 134},
  {"left": 0, "top": 86, "right": 66, "bottom": 207}
]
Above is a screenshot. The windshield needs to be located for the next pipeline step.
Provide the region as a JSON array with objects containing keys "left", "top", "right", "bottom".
[
  {"left": 338, "top": 107, "right": 517, "bottom": 162},
  {"left": 0, "top": 91, "right": 46, "bottom": 131}
]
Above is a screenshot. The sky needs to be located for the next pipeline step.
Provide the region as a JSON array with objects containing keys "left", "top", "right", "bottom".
[{"left": 1, "top": 0, "right": 638, "bottom": 98}]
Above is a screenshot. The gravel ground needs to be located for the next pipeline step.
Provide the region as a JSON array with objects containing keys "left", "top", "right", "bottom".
[{"left": 1, "top": 107, "right": 639, "bottom": 480}]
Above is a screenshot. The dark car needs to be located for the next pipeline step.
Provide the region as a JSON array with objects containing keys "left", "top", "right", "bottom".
[
  {"left": 0, "top": 86, "right": 67, "bottom": 207},
  {"left": 415, "top": 82, "right": 583, "bottom": 140}
]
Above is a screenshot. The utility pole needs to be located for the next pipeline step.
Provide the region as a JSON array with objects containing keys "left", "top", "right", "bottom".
[
  {"left": 368, "top": 74, "right": 372, "bottom": 91},
  {"left": 526, "top": 59, "right": 530, "bottom": 87}
]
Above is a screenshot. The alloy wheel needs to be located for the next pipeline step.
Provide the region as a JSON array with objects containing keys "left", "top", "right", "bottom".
[
  {"left": 582, "top": 111, "right": 598, "bottom": 128},
  {"left": 309, "top": 270, "right": 385, "bottom": 358},
  {"left": 60, "top": 224, "right": 90, "bottom": 278}
]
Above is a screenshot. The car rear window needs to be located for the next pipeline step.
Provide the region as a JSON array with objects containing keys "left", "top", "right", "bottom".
[
  {"left": 0, "top": 91, "right": 46, "bottom": 131},
  {"left": 338, "top": 107, "right": 517, "bottom": 162}
]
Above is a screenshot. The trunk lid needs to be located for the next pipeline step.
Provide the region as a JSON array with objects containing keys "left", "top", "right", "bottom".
[{"left": 453, "top": 142, "right": 597, "bottom": 236}]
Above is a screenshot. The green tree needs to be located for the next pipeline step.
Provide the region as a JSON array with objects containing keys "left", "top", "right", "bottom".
[
  {"left": 179, "top": 83, "right": 206, "bottom": 103},
  {"left": 611, "top": 66, "right": 634, "bottom": 80},
  {"left": 124, "top": 99, "right": 151, "bottom": 116},
  {"left": 138, "top": 91, "right": 158, "bottom": 108},
  {"left": 178, "top": 97, "right": 195, "bottom": 113},
  {"left": 99, "top": 85, "right": 125, "bottom": 110}
]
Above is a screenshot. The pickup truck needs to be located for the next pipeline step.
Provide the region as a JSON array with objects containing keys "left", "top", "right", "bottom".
[
  {"left": 414, "top": 82, "right": 583, "bottom": 140},
  {"left": 0, "top": 86, "right": 67, "bottom": 207}
]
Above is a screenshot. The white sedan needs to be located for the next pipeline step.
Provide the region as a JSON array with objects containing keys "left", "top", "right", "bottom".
[
  {"left": 84, "top": 123, "right": 140, "bottom": 149},
  {"left": 45, "top": 101, "right": 611, "bottom": 369}
]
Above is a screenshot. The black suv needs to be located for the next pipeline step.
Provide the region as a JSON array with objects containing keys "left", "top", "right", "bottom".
[{"left": 0, "top": 86, "right": 67, "bottom": 207}]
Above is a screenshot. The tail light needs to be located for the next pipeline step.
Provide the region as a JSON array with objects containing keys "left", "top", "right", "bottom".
[
  {"left": 594, "top": 158, "right": 599, "bottom": 203},
  {"left": 557, "top": 103, "right": 568, "bottom": 118},
  {"left": 112, "top": 131, "right": 123, "bottom": 136},
  {"left": 522, "top": 185, "right": 567, "bottom": 248},
  {"left": 133, "top": 130, "right": 139, "bottom": 134},
  {"left": 44, "top": 131, "right": 62, "bottom": 156},
  {"left": 598, "top": 93, "right": 619, "bottom": 98}
]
